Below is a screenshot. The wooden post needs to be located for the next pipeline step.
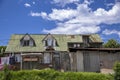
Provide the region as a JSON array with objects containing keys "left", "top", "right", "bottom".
[{"left": 20, "top": 52, "right": 22, "bottom": 70}]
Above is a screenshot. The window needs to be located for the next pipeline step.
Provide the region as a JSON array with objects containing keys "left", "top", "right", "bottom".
[
  {"left": 44, "top": 39, "right": 58, "bottom": 47},
  {"left": 74, "top": 43, "right": 81, "bottom": 48},
  {"left": 73, "top": 44, "right": 77, "bottom": 48},
  {"left": 83, "top": 36, "right": 89, "bottom": 47},
  {"left": 20, "top": 34, "right": 36, "bottom": 47},
  {"left": 68, "top": 43, "right": 81, "bottom": 48},
  {"left": 47, "top": 38, "right": 53, "bottom": 46},
  {"left": 23, "top": 40, "right": 30, "bottom": 46},
  {"left": 83, "top": 36, "right": 89, "bottom": 44},
  {"left": 44, "top": 53, "right": 51, "bottom": 64},
  {"left": 42, "top": 34, "right": 59, "bottom": 50},
  {"left": 77, "top": 44, "right": 80, "bottom": 47}
]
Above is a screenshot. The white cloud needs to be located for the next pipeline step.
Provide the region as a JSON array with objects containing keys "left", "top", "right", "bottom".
[
  {"left": 41, "top": 2, "right": 120, "bottom": 24},
  {"left": 52, "top": 0, "right": 79, "bottom": 6},
  {"left": 30, "top": 2, "right": 120, "bottom": 34},
  {"left": 43, "top": 23, "right": 100, "bottom": 34},
  {"left": 30, "top": 11, "right": 41, "bottom": 16},
  {"left": 105, "top": 3, "right": 114, "bottom": 8},
  {"left": 30, "top": 9, "right": 78, "bottom": 21},
  {"left": 102, "top": 29, "right": 120, "bottom": 37},
  {"left": 24, "top": 3, "right": 31, "bottom": 7},
  {"left": 84, "top": 0, "right": 94, "bottom": 5},
  {"left": 94, "top": 2, "right": 120, "bottom": 24},
  {"left": 47, "top": 9, "right": 78, "bottom": 21},
  {"left": 30, "top": 11, "right": 49, "bottom": 20}
]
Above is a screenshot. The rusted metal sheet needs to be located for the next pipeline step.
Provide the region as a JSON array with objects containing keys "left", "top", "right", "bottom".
[{"left": 23, "top": 58, "right": 38, "bottom": 61}]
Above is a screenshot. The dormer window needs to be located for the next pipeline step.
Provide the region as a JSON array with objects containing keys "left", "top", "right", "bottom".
[
  {"left": 44, "top": 39, "right": 58, "bottom": 47},
  {"left": 20, "top": 34, "right": 36, "bottom": 47},
  {"left": 42, "top": 33, "right": 58, "bottom": 50}
]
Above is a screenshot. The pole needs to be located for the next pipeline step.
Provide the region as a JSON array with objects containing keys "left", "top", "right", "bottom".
[{"left": 20, "top": 52, "right": 22, "bottom": 70}]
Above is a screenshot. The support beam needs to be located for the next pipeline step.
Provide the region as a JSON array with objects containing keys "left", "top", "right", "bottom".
[{"left": 20, "top": 52, "right": 22, "bottom": 70}]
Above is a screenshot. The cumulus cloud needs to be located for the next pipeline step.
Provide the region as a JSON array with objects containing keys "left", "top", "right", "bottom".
[
  {"left": 30, "top": 11, "right": 49, "bottom": 20},
  {"left": 43, "top": 23, "right": 100, "bottom": 34},
  {"left": 52, "top": 0, "right": 79, "bottom": 6},
  {"left": 94, "top": 3, "right": 120, "bottom": 24},
  {"left": 39, "top": 2, "right": 120, "bottom": 24},
  {"left": 30, "top": 11, "right": 42, "bottom": 16},
  {"left": 24, "top": 3, "right": 31, "bottom": 7},
  {"left": 30, "top": 1, "right": 120, "bottom": 34},
  {"left": 45, "top": 9, "right": 78, "bottom": 21},
  {"left": 102, "top": 29, "right": 120, "bottom": 37}
]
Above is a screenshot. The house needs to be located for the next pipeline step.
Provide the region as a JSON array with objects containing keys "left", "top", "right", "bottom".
[{"left": 5, "top": 33, "right": 120, "bottom": 72}]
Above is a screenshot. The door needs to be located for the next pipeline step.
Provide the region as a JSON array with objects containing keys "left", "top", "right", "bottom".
[{"left": 53, "top": 52, "right": 60, "bottom": 70}]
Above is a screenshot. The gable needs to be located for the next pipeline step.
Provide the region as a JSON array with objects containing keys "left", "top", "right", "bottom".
[
  {"left": 42, "top": 33, "right": 55, "bottom": 41},
  {"left": 42, "top": 33, "right": 58, "bottom": 47},
  {"left": 20, "top": 34, "right": 36, "bottom": 47}
]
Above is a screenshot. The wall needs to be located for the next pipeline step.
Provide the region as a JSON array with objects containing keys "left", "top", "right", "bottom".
[
  {"left": 70, "top": 51, "right": 100, "bottom": 72},
  {"left": 88, "top": 51, "right": 100, "bottom": 72},
  {"left": 69, "top": 52, "right": 77, "bottom": 71},
  {"left": 83, "top": 51, "right": 100, "bottom": 72},
  {"left": 76, "top": 51, "right": 84, "bottom": 71},
  {"left": 100, "top": 52, "right": 120, "bottom": 69},
  {"left": 60, "top": 52, "right": 71, "bottom": 71},
  {"left": 72, "top": 50, "right": 120, "bottom": 72}
]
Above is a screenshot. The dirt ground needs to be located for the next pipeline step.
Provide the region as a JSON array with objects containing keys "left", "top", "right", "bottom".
[{"left": 100, "top": 68, "right": 114, "bottom": 74}]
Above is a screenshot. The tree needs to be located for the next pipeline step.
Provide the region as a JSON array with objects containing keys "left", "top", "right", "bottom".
[
  {"left": 0, "top": 46, "right": 6, "bottom": 53},
  {"left": 103, "top": 39, "right": 120, "bottom": 48},
  {"left": 0, "top": 46, "right": 6, "bottom": 57}
]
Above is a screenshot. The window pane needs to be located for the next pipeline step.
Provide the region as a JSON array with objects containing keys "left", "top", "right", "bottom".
[
  {"left": 47, "top": 39, "right": 53, "bottom": 46},
  {"left": 44, "top": 53, "right": 51, "bottom": 63},
  {"left": 29, "top": 40, "right": 33, "bottom": 46},
  {"left": 24, "top": 40, "right": 29, "bottom": 46}
]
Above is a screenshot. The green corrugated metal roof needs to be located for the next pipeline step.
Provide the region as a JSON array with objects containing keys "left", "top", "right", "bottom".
[
  {"left": 5, "top": 34, "right": 102, "bottom": 53},
  {"left": 89, "top": 34, "right": 103, "bottom": 43}
]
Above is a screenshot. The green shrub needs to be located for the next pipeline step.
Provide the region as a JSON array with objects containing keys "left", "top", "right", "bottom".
[
  {"left": 0, "top": 71, "right": 4, "bottom": 80},
  {"left": 55, "top": 72, "right": 112, "bottom": 80},
  {"left": 114, "top": 62, "right": 120, "bottom": 80},
  {"left": 0, "top": 69, "right": 113, "bottom": 80},
  {"left": 3, "top": 64, "right": 11, "bottom": 80}
]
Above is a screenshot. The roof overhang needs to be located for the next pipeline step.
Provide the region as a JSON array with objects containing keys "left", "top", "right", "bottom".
[
  {"left": 21, "top": 53, "right": 42, "bottom": 56},
  {"left": 4, "top": 50, "right": 68, "bottom": 54},
  {"left": 69, "top": 48, "right": 120, "bottom": 53}
]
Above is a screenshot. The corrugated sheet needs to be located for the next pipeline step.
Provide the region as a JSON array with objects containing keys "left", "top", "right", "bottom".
[
  {"left": 5, "top": 34, "right": 102, "bottom": 53},
  {"left": 89, "top": 34, "right": 102, "bottom": 43}
]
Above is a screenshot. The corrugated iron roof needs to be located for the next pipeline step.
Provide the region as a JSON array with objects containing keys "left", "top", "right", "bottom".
[
  {"left": 5, "top": 34, "right": 102, "bottom": 53},
  {"left": 89, "top": 34, "right": 103, "bottom": 43}
]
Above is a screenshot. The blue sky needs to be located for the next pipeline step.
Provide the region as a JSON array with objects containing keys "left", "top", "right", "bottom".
[{"left": 0, "top": 0, "right": 120, "bottom": 45}]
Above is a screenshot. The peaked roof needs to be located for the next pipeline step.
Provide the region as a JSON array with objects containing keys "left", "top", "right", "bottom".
[
  {"left": 42, "top": 33, "right": 56, "bottom": 41},
  {"left": 5, "top": 34, "right": 102, "bottom": 53},
  {"left": 20, "top": 33, "right": 34, "bottom": 41}
]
